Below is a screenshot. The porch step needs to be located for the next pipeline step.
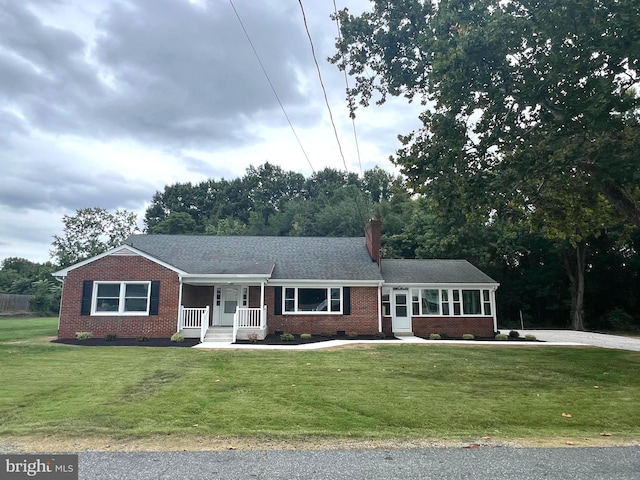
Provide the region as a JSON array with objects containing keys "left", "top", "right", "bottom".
[
  {"left": 393, "top": 331, "right": 415, "bottom": 336},
  {"left": 203, "top": 327, "right": 233, "bottom": 343}
]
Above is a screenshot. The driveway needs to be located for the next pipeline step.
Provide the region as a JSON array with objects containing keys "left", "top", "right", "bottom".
[{"left": 518, "top": 330, "right": 640, "bottom": 352}]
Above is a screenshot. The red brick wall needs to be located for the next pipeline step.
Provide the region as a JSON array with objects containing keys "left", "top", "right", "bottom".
[
  {"left": 266, "top": 286, "right": 380, "bottom": 335},
  {"left": 58, "top": 254, "right": 180, "bottom": 339},
  {"left": 182, "top": 285, "right": 215, "bottom": 325},
  {"left": 411, "top": 316, "right": 495, "bottom": 338}
]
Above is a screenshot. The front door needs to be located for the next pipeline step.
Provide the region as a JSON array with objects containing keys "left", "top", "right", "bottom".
[
  {"left": 220, "top": 286, "right": 239, "bottom": 326},
  {"left": 391, "top": 289, "right": 412, "bottom": 333}
]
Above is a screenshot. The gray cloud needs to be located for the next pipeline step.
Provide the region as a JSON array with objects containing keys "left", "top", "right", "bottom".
[
  {"left": 0, "top": 0, "right": 326, "bottom": 149},
  {"left": 0, "top": 0, "right": 419, "bottom": 263}
]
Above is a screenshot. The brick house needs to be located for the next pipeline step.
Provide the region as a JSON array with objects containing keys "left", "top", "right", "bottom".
[{"left": 53, "top": 220, "right": 499, "bottom": 341}]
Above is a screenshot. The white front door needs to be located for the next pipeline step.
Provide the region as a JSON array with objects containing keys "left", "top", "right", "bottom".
[
  {"left": 392, "top": 289, "right": 412, "bottom": 332},
  {"left": 220, "top": 286, "right": 239, "bottom": 326}
]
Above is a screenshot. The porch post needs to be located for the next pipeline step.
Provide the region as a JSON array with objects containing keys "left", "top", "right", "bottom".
[
  {"left": 260, "top": 281, "right": 265, "bottom": 327},
  {"left": 176, "top": 277, "right": 184, "bottom": 332},
  {"left": 491, "top": 286, "right": 498, "bottom": 333}
]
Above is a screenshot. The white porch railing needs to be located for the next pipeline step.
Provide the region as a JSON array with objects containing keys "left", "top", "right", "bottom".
[
  {"left": 179, "top": 306, "right": 209, "bottom": 342},
  {"left": 232, "top": 306, "right": 267, "bottom": 343}
]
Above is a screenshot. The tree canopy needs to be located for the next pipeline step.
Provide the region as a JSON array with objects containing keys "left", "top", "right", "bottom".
[
  {"left": 332, "top": 0, "right": 640, "bottom": 228},
  {"left": 144, "top": 163, "right": 401, "bottom": 237},
  {"left": 51, "top": 208, "right": 139, "bottom": 268},
  {"left": 332, "top": 0, "right": 640, "bottom": 329}
]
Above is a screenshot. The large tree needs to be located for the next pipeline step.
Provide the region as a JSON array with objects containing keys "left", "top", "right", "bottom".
[
  {"left": 333, "top": 1, "right": 640, "bottom": 226},
  {"left": 332, "top": 0, "right": 640, "bottom": 329},
  {"left": 51, "top": 208, "right": 139, "bottom": 267}
]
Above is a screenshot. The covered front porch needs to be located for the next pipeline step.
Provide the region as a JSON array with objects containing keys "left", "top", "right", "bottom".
[{"left": 176, "top": 278, "right": 269, "bottom": 342}]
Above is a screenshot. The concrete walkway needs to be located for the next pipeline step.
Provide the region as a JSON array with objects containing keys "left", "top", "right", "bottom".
[
  {"left": 517, "top": 329, "right": 640, "bottom": 352},
  {"left": 192, "top": 334, "right": 582, "bottom": 350}
]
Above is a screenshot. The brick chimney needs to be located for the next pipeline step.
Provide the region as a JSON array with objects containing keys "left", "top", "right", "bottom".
[{"left": 365, "top": 217, "right": 382, "bottom": 263}]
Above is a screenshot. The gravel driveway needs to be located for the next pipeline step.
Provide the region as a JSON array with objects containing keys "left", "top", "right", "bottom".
[{"left": 518, "top": 330, "right": 640, "bottom": 351}]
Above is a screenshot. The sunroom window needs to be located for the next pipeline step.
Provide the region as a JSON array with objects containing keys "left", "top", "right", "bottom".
[
  {"left": 409, "top": 288, "right": 492, "bottom": 316},
  {"left": 94, "top": 282, "right": 150, "bottom": 315}
]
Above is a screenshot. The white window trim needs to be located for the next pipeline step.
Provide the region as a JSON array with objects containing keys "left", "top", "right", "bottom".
[
  {"left": 410, "top": 287, "right": 493, "bottom": 317},
  {"left": 282, "top": 286, "right": 343, "bottom": 315},
  {"left": 92, "top": 281, "right": 151, "bottom": 316}
]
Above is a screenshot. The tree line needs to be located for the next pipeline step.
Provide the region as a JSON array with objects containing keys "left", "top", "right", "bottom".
[{"left": 1, "top": 161, "right": 638, "bottom": 328}]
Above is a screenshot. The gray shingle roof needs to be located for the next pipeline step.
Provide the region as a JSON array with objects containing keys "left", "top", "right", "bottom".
[
  {"left": 124, "top": 235, "right": 383, "bottom": 281},
  {"left": 380, "top": 259, "right": 497, "bottom": 284}
]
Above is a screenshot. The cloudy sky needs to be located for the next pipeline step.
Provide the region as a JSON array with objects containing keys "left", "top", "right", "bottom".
[{"left": 0, "top": 0, "right": 423, "bottom": 264}]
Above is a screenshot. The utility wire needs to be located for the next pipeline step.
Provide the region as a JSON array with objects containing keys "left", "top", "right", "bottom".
[
  {"left": 298, "top": 0, "right": 369, "bottom": 227},
  {"left": 229, "top": 0, "right": 315, "bottom": 173},
  {"left": 297, "top": 0, "right": 349, "bottom": 175},
  {"left": 332, "top": 0, "right": 363, "bottom": 177}
]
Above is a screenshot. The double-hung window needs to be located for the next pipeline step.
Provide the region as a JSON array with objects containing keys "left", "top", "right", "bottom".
[
  {"left": 93, "top": 282, "right": 151, "bottom": 315},
  {"left": 283, "top": 287, "right": 342, "bottom": 313}
]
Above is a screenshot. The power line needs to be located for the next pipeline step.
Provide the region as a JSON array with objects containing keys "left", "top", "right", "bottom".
[
  {"left": 297, "top": 1, "right": 369, "bottom": 227},
  {"left": 229, "top": 0, "right": 315, "bottom": 173},
  {"left": 332, "top": 0, "right": 363, "bottom": 177},
  {"left": 297, "top": 0, "right": 349, "bottom": 175}
]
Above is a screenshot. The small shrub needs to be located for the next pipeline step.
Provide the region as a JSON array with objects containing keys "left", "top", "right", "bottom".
[
  {"left": 429, "top": 333, "right": 441, "bottom": 340},
  {"left": 525, "top": 334, "right": 537, "bottom": 341},
  {"left": 346, "top": 331, "right": 359, "bottom": 338},
  {"left": 508, "top": 330, "right": 520, "bottom": 339},
  {"left": 300, "top": 333, "right": 312, "bottom": 339},
  {"left": 280, "top": 332, "right": 295, "bottom": 341},
  {"left": 440, "top": 333, "right": 449, "bottom": 339},
  {"left": 495, "top": 333, "right": 508, "bottom": 340},
  {"left": 320, "top": 332, "right": 333, "bottom": 337},
  {"left": 171, "top": 333, "right": 185, "bottom": 343},
  {"left": 75, "top": 331, "right": 93, "bottom": 340},
  {"left": 137, "top": 335, "right": 149, "bottom": 342},
  {"left": 105, "top": 333, "right": 118, "bottom": 341},
  {"left": 601, "top": 308, "right": 636, "bottom": 331},
  {"left": 247, "top": 332, "right": 259, "bottom": 342},
  {"left": 462, "top": 333, "right": 475, "bottom": 340},
  {"left": 374, "top": 332, "right": 386, "bottom": 339}
]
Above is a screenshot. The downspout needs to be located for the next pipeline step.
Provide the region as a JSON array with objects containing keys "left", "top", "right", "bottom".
[
  {"left": 54, "top": 276, "right": 64, "bottom": 336},
  {"left": 176, "top": 276, "right": 184, "bottom": 333},
  {"left": 491, "top": 285, "right": 498, "bottom": 333}
]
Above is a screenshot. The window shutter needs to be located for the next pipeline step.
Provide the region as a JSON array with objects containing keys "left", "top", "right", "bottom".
[
  {"left": 343, "top": 287, "right": 351, "bottom": 315},
  {"left": 81, "top": 280, "right": 93, "bottom": 316},
  {"left": 149, "top": 281, "right": 160, "bottom": 315},
  {"left": 274, "top": 286, "right": 282, "bottom": 315}
]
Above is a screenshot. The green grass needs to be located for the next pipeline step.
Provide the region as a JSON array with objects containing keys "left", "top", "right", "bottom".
[
  {"left": 1, "top": 317, "right": 639, "bottom": 443},
  {"left": 0, "top": 317, "right": 57, "bottom": 342}
]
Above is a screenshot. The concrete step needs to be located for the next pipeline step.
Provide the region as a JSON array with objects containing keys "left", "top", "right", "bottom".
[
  {"left": 203, "top": 327, "right": 233, "bottom": 342},
  {"left": 393, "top": 331, "right": 415, "bottom": 336}
]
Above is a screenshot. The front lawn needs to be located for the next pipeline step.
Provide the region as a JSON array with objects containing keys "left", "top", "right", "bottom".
[{"left": 1, "top": 317, "right": 639, "bottom": 446}]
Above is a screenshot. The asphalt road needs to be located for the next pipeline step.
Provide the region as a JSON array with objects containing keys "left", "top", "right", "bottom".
[{"left": 79, "top": 447, "right": 639, "bottom": 479}]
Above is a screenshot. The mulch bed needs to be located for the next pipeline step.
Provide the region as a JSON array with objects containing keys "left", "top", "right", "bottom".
[{"left": 51, "top": 337, "right": 200, "bottom": 347}]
